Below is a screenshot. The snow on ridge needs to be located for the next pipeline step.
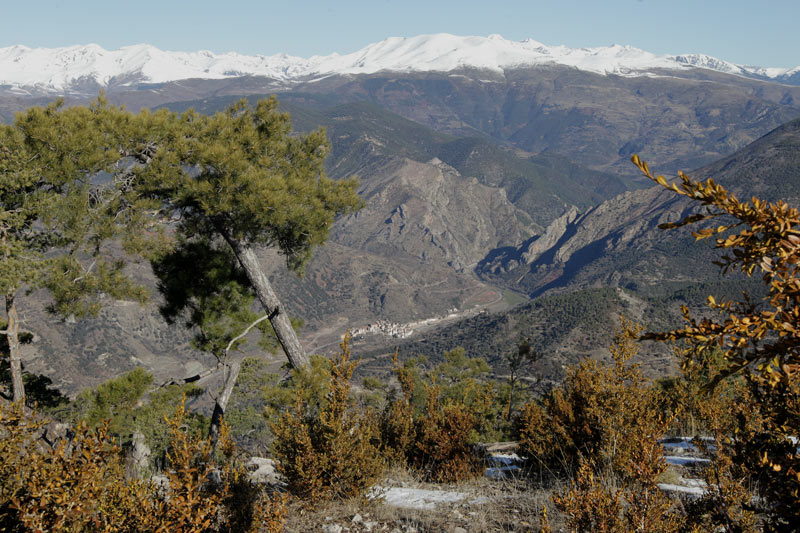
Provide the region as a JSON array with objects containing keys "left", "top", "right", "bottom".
[
  {"left": 310, "top": 34, "right": 681, "bottom": 76},
  {"left": 0, "top": 33, "right": 796, "bottom": 92},
  {"left": 673, "top": 53, "right": 745, "bottom": 75},
  {"left": 0, "top": 43, "right": 311, "bottom": 90}
]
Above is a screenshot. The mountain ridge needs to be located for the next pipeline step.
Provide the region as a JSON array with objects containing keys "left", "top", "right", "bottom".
[
  {"left": 477, "top": 116, "right": 800, "bottom": 297},
  {"left": 3, "top": 34, "right": 799, "bottom": 93}
]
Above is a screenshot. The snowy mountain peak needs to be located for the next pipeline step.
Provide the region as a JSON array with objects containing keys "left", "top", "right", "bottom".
[{"left": 0, "top": 34, "right": 797, "bottom": 93}]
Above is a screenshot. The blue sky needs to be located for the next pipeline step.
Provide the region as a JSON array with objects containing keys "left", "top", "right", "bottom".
[{"left": 3, "top": 0, "right": 798, "bottom": 67}]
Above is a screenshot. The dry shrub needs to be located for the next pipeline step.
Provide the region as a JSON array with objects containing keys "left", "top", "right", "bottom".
[
  {"left": 655, "top": 348, "right": 759, "bottom": 532},
  {"left": 522, "top": 319, "right": 683, "bottom": 532},
  {"left": 0, "top": 400, "right": 287, "bottom": 532},
  {"left": 552, "top": 461, "right": 625, "bottom": 533},
  {"left": 378, "top": 350, "right": 416, "bottom": 465},
  {"left": 271, "top": 334, "right": 384, "bottom": 501},
  {"left": 0, "top": 401, "right": 155, "bottom": 532},
  {"left": 520, "top": 319, "right": 664, "bottom": 475},
  {"left": 633, "top": 155, "right": 800, "bottom": 530},
  {"left": 380, "top": 353, "right": 484, "bottom": 483},
  {"left": 411, "top": 381, "right": 483, "bottom": 482}
]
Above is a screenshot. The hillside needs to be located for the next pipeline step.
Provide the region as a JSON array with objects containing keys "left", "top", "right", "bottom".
[
  {"left": 363, "top": 117, "right": 800, "bottom": 380},
  {"left": 361, "top": 277, "right": 767, "bottom": 384},
  {"left": 160, "top": 96, "right": 633, "bottom": 226},
  {"left": 478, "top": 117, "right": 800, "bottom": 296}
]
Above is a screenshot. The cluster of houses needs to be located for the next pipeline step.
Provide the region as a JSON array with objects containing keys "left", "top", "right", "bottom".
[
  {"left": 350, "top": 320, "right": 414, "bottom": 339},
  {"left": 350, "top": 309, "right": 462, "bottom": 340}
]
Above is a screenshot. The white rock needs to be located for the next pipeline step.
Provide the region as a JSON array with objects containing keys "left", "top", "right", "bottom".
[{"left": 246, "top": 457, "right": 281, "bottom": 484}]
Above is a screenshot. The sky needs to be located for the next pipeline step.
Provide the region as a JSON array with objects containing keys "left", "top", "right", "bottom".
[{"left": 1, "top": 0, "right": 798, "bottom": 68}]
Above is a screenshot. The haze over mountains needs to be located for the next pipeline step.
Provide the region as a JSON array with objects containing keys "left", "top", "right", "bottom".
[{"left": 4, "top": 34, "right": 800, "bottom": 392}]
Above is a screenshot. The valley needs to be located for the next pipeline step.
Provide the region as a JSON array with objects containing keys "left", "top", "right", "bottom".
[
  {"left": 3, "top": 24, "right": 800, "bottom": 529},
  {"left": 1, "top": 35, "right": 799, "bottom": 396}
]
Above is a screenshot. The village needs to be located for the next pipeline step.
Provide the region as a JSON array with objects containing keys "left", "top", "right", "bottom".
[{"left": 349, "top": 308, "right": 466, "bottom": 339}]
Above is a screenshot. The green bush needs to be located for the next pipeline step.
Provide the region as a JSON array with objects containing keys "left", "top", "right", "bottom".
[{"left": 67, "top": 368, "right": 206, "bottom": 467}]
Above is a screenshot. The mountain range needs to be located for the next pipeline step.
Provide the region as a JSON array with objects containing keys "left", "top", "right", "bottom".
[
  {"left": 4, "top": 35, "right": 800, "bottom": 393},
  {"left": 388, "top": 118, "right": 800, "bottom": 382},
  {"left": 2, "top": 34, "right": 799, "bottom": 94}
]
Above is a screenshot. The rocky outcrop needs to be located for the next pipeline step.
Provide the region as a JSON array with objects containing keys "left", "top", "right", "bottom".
[
  {"left": 476, "top": 183, "right": 702, "bottom": 294},
  {"left": 520, "top": 206, "right": 580, "bottom": 264},
  {"left": 333, "top": 156, "right": 537, "bottom": 271},
  {"left": 479, "top": 117, "right": 800, "bottom": 297}
]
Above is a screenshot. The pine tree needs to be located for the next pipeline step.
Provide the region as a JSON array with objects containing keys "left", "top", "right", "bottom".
[
  {"left": 134, "top": 97, "right": 362, "bottom": 371},
  {"left": 0, "top": 97, "right": 152, "bottom": 403}
]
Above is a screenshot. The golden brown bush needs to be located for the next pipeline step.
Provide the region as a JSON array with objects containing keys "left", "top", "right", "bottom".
[
  {"left": 380, "top": 352, "right": 486, "bottom": 483},
  {"left": 409, "top": 381, "right": 484, "bottom": 483},
  {"left": 0, "top": 400, "right": 287, "bottom": 532},
  {"left": 552, "top": 454, "right": 682, "bottom": 533},
  {"left": 655, "top": 348, "right": 759, "bottom": 531},
  {"left": 552, "top": 461, "right": 625, "bottom": 533},
  {"left": 271, "top": 334, "right": 384, "bottom": 501},
  {"left": 520, "top": 319, "right": 665, "bottom": 476},
  {"left": 0, "top": 402, "right": 155, "bottom": 532},
  {"left": 523, "top": 319, "right": 682, "bottom": 531},
  {"left": 633, "top": 155, "right": 800, "bottom": 530},
  {"left": 378, "top": 351, "right": 416, "bottom": 465}
]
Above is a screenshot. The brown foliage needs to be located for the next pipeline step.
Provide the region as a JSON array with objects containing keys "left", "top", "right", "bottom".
[
  {"left": 0, "top": 399, "right": 287, "bottom": 532},
  {"left": 552, "top": 461, "right": 625, "bottom": 533},
  {"left": 411, "top": 381, "right": 484, "bottom": 482},
  {"left": 522, "top": 319, "right": 682, "bottom": 531},
  {"left": 553, "top": 457, "right": 681, "bottom": 532},
  {"left": 520, "top": 319, "right": 668, "bottom": 476},
  {"left": 271, "top": 334, "right": 384, "bottom": 501},
  {"left": 634, "top": 155, "right": 800, "bottom": 530},
  {"left": 0, "top": 401, "right": 154, "bottom": 532},
  {"left": 378, "top": 350, "right": 416, "bottom": 465},
  {"left": 380, "top": 353, "right": 485, "bottom": 483}
]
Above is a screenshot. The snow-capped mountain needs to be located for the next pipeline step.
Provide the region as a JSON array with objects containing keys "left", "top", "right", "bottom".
[
  {"left": 673, "top": 53, "right": 800, "bottom": 81},
  {"left": 1, "top": 33, "right": 798, "bottom": 93}
]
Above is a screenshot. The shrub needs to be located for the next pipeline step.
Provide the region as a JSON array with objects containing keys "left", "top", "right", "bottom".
[
  {"left": 380, "top": 350, "right": 487, "bottom": 482},
  {"left": 521, "top": 319, "right": 682, "bottom": 531},
  {"left": 410, "top": 380, "right": 484, "bottom": 482},
  {"left": 519, "top": 318, "right": 664, "bottom": 476},
  {"left": 378, "top": 351, "right": 416, "bottom": 465},
  {"left": 66, "top": 367, "right": 206, "bottom": 468},
  {"left": 271, "top": 334, "right": 384, "bottom": 501},
  {"left": 0, "top": 399, "right": 287, "bottom": 532},
  {"left": 0, "top": 402, "right": 156, "bottom": 531},
  {"left": 633, "top": 155, "right": 800, "bottom": 530}
]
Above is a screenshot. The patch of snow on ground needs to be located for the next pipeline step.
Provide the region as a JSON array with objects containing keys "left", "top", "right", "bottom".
[
  {"left": 664, "top": 455, "right": 711, "bottom": 467},
  {"left": 485, "top": 453, "right": 523, "bottom": 479},
  {"left": 370, "top": 487, "right": 488, "bottom": 510},
  {"left": 657, "top": 483, "right": 706, "bottom": 497},
  {"left": 371, "top": 487, "right": 467, "bottom": 510}
]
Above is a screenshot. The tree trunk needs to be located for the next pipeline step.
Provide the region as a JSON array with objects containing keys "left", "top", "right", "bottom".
[
  {"left": 5, "top": 294, "right": 25, "bottom": 403},
  {"left": 506, "top": 375, "right": 516, "bottom": 422},
  {"left": 219, "top": 231, "right": 310, "bottom": 369},
  {"left": 208, "top": 359, "right": 241, "bottom": 448}
]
